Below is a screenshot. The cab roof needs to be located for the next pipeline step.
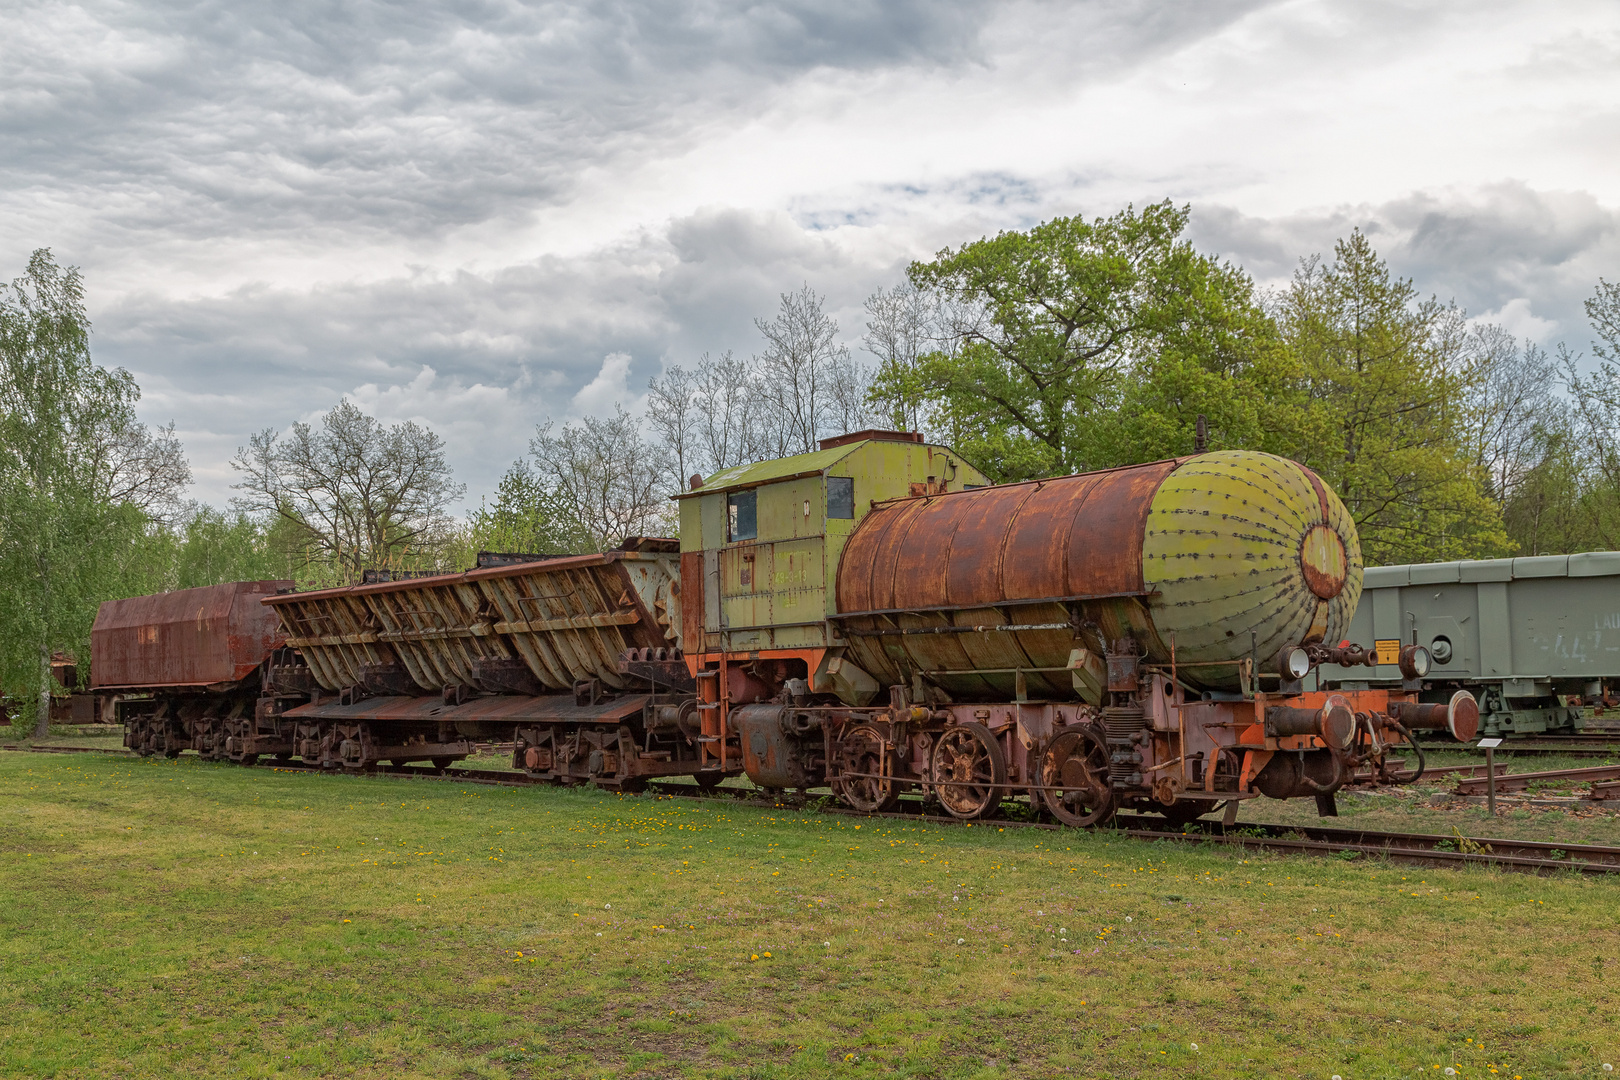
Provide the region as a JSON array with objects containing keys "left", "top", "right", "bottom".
[{"left": 671, "top": 443, "right": 861, "bottom": 500}]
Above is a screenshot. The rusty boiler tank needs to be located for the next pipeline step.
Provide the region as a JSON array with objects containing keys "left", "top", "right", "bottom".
[{"left": 833, "top": 450, "right": 1361, "bottom": 699}]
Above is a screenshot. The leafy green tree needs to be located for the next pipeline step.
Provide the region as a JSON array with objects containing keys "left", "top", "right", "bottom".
[
  {"left": 1275, "top": 231, "right": 1508, "bottom": 564},
  {"left": 893, "top": 202, "right": 1297, "bottom": 480},
  {"left": 165, "top": 506, "right": 294, "bottom": 589},
  {"left": 461, "top": 459, "right": 595, "bottom": 557},
  {"left": 1559, "top": 279, "right": 1620, "bottom": 550},
  {"left": 0, "top": 250, "right": 189, "bottom": 736},
  {"left": 1497, "top": 416, "right": 1605, "bottom": 556}
]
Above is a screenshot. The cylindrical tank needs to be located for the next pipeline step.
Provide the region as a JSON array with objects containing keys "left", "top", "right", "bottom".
[{"left": 833, "top": 450, "right": 1361, "bottom": 697}]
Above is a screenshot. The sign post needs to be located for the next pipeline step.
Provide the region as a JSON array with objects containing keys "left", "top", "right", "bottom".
[{"left": 1478, "top": 737, "right": 1504, "bottom": 816}]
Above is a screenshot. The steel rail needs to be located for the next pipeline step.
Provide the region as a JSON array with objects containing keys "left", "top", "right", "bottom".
[{"left": 1453, "top": 763, "right": 1620, "bottom": 796}]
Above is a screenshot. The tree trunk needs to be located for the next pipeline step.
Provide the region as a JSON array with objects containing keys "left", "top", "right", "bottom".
[{"left": 35, "top": 641, "right": 52, "bottom": 740}]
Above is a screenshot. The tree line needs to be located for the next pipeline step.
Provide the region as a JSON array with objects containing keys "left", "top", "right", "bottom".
[{"left": 3, "top": 205, "right": 1619, "bottom": 731}]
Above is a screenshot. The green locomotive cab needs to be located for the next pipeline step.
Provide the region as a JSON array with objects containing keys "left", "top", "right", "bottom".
[{"left": 674, "top": 429, "right": 989, "bottom": 706}]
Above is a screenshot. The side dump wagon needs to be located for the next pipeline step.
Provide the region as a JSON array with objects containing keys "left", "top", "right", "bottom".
[{"left": 240, "top": 543, "right": 706, "bottom": 785}]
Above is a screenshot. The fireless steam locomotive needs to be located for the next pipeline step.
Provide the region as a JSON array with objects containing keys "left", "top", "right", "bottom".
[{"left": 104, "top": 431, "right": 1476, "bottom": 825}]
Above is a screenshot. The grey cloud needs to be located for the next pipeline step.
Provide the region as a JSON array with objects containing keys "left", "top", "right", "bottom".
[
  {"left": 93, "top": 204, "right": 895, "bottom": 506},
  {"left": 7, "top": 0, "right": 1610, "bottom": 516},
  {"left": 103, "top": 180, "right": 1620, "bottom": 508},
  {"left": 1189, "top": 182, "right": 1620, "bottom": 345},
  {"left": 0, "top": 0, "right": 1279, "bottom": 259},
  {"left": 0, "top": 0, "right": 1002, "bottom": 251}
]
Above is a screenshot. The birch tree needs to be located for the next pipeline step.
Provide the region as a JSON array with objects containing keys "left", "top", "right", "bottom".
[{"left": 0, "top": 250, "right": 190, "bottom": 735}]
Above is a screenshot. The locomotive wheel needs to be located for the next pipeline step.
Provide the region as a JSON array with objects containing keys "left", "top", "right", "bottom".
[
  {"left": 694, "top": 770, "right": 723, "bottom": 791},
  {"left": 1040, "top": 729, "right": 1114, "bottom": 828},
  {"left": 835, "top": 724, "right": 900, "bottom": 813},
  {"left": 931, "top": 722, "right": 1006, "bottom": 820}
]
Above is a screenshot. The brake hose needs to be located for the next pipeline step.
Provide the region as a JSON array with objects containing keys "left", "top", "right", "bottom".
[{"left": 1389, "top": 719, "right": 1424, "bottom": 783}]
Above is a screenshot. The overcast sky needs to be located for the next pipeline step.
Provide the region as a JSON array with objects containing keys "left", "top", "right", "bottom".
[{"left": 3, "top": 0, "right": 1617, "bottom": 508}]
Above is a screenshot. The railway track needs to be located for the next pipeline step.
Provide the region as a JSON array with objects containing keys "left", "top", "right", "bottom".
[
  {"left": 1490, "top": 746, "right": 1619, "bottom": 759},
  {"left": 7, "top": 742, "right": 1619, "bottom": 876}
]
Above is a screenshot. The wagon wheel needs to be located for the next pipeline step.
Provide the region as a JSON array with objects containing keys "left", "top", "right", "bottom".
[
  {"left": 1040, "top": 728, "right": 1114, "bottom": 828},
  {"left": 834, "top": 724, "right": 900, "bottom": 813},
  {"left": 931, "top": 722, "right": 1006, "bottom": 820}
]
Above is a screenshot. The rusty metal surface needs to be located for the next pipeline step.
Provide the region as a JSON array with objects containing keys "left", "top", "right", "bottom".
[
  {"left": 264, "top": 550, "right": 680, "bottom": 693},
  {"left": 835, "top": 460, "right": 1175, "bottom": 699},
  {"left": 835, "top": 451, "right": 1360, "bottom": 696},
  {"left": 91, "top": 581, "right": 291, "bottom": 690},
  {"left": 283, "top": 692, "right": 648, "bottom": 726}
]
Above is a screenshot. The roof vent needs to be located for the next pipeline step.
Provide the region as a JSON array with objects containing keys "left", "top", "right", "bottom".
[{"left": 817, "top": 429, "right": 924, "bottom": 451}]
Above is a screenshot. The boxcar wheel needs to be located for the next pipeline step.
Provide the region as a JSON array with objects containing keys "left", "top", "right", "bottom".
[
  {"left": 930, "top": 722, "right": 1006, "bottom": 820},
  {"left": 1040, "top": 729, "right": 1114, "bottom": 827},
  {"left": 834, "top": 724, "right": 900, "bottom": 813}
]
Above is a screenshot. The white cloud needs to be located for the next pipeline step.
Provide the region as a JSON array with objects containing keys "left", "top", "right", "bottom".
[
  {"left": 1475, "top": 298, "right": 1560, "bottom": 344},
  {"left": 570, "top": 352, "right": 637, "bottom": 417}
]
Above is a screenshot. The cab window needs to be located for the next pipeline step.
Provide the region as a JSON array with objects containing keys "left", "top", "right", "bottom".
[
  {"left": 827, "top": 476, "right": 854, "bottom": 519},
  {"left": 727, "top": 490, "right": 757, "bottom": 541}
]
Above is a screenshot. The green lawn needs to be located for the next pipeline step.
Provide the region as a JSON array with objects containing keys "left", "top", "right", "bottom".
[{"left": 2, "top": 750, "right": 1617, "bottom": 1079}]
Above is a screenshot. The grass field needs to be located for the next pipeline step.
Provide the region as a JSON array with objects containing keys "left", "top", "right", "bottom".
[{"left": 2, "top": 750, "right": 1617, "bottom": 1079}]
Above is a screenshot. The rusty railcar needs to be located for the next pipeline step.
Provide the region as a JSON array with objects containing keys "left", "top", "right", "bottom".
[
  {"left": 678, "top": 439, "right": 1473, "bottom": 825},
  {"left": 252, "top": 542, "right": 708, "bottom": 785},
  {"left": 100, "top": 432, "right": 1473, "bottom": 826},
  {"left": 96, "top": 581, "right": 292, "bottom": 758}
]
